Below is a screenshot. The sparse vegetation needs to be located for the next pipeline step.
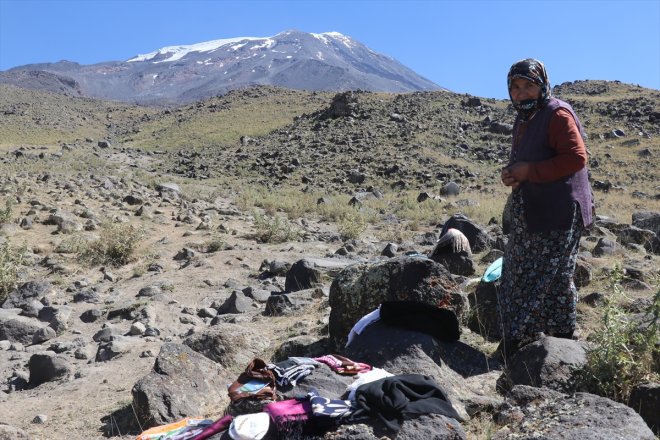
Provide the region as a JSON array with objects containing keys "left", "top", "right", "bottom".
[
  {"left": 252, "top": 211, "right": 301, "bottom": 243},
  {"left": 0, "top": 241, "right": 26, "bottom": 302},
  {"left": 464, "top": 413, "right": 497, "bottom": 440},
  {"left": 338, "top": 210, "right": 367, "bottom": 241},
  {"left": 77, "top": 222, "right": 145, "bottom": 267},
  {"left": 205, "top": 230, "right": 228, "bottom": 252},
  {"left": 577, "top": 267, "right": 660, "bottom": 404},
  {"left": 0, "top": 198, "right": 13, "bottom": 225}
]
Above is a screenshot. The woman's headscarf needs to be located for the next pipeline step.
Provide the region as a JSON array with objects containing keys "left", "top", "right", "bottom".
[{"left": 507, "top": 58, "right": 552, "bottom": 120}]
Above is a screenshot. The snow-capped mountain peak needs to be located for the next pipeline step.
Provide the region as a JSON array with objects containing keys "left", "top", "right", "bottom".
[
  {"left": 1, "top": 30, "right": 444, "bottom": 104},
  {"left": 126, "top": 36, "right": 272, "bottom": 63}
]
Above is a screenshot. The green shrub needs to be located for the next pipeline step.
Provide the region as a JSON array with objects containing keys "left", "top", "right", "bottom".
[
  {"left": 252, "top": 211, "right": 301, "bottom": 243},
  {"left": 0, "top": 241, "right": 26, "bottom": 302},
  {"left": 78, "top": 222, "right": 144, "bottom": 267},
  {"left": 577, "top": 268, "right": 659, "bottom": 403},
  {"left": 0, "top": 199, "right": 13, "bottom": 225},
  {"left": 237, "top": 186, "right": 318, "bottom": 219},
  {"left": 205, "top": 231, "right": 228, "bottom": 252},
  {"left": 338, "top": 210, "right": 367, "bottom": 241}
]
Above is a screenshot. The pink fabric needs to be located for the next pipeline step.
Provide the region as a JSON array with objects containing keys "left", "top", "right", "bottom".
[
  {"left": 191, "top": 415, "right": 233, "bottom": 440},
  {"left": 313, "top": 355, "right": 343, "bottom": 369},
  {"left": 313, "top": 354, "right": 371, "bottom": 375},
  {"left": 264, "top": 398, "right": 311, "bottom": 423}
]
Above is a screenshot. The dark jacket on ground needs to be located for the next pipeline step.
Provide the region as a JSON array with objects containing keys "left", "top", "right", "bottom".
[{"left": 350, "top": 374, "right": 461, "bottom": 432}]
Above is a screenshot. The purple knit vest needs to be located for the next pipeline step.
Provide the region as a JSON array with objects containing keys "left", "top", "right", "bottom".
[{"left": 511, "top": 98, "right": 593, "bottom": 232}]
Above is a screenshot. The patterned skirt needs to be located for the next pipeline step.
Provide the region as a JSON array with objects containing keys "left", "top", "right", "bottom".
[{"left": 498, "top": 190, "right": 583, "bottom": 340}]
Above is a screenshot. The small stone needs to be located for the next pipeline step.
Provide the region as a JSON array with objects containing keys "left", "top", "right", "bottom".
[
  {"left": 130, "top": 322, "right": 146, "bottom": 336},
  {"left": 144, "top": 327, "right": 160, "bottom": 337},
  {"left": 74, "top": 348, "right": 89, "bottom": 360},
  {"left": 137, "top": 285, "right": 162, "bottom": 297},
  {"left": 32, "top": 414, "right": 48, "bottom": 424}
]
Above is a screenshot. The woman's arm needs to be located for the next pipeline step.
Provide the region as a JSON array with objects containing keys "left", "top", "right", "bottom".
[
  {"left": 526, "top": 108, "right": 588, "bottom": 182},
  {"left": 502, "top": 108, "right": 587, "bottom": 187}
]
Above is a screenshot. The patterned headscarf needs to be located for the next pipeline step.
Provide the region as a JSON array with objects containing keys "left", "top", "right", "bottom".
[{"left": 507, "top": 58, "right": 552, "bottom": 120}]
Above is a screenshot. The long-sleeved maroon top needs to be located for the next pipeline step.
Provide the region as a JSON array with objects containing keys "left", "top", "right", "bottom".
[{"left": 513, "top": 108, "right": 588, "bottom": 183}]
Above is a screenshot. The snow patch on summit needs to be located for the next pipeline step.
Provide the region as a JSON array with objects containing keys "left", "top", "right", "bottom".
[
  {"left": 127, "top": 36, "right": 271, "bottom": 63},
  {"left": 311, "top": 31, "right": 354, "bottom": 49}
]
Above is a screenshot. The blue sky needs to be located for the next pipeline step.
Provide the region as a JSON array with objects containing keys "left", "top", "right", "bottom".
[{"left": 0, "top": 0, "right": 658, "bottom": 99}]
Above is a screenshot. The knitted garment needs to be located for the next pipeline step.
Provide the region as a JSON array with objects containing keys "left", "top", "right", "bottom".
[
  {"left": 435, "top": 228, "right": 471, "bottom": 254},
  {"left": 267, "top": 363, "right": 315, "bottom": 387},
  {"left": 350, "top": 374, "right": 461, "bottom": 432},
  {"left": 379, "top": 300, "right": 460, "bottom": 342}
]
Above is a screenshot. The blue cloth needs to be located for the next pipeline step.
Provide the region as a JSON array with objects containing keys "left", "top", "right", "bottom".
[{"left": 482, "top": 257, "right": 503, "bottom": 283}]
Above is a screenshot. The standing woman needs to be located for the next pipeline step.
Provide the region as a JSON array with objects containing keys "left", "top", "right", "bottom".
[{"left": 498, "top": 58, "right": 594, "bottom": 357}]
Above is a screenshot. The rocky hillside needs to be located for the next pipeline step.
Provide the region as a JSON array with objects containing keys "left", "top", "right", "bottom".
[{"left": 0, "top": 80, "right": 657, "bottom": 439}]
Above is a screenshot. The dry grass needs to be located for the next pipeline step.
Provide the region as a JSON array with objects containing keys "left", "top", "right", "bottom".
[{"left": 119, "top": 89, "right": 332, "bottom": 151}]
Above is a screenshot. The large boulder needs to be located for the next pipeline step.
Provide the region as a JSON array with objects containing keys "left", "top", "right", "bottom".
[
  {"left": 216, "top": 290, "right": 253, "bottom": 315},
  {"left": 37, "top": 305, "right": 72, "bottom": 332},
  {"left": 28, "top": 352, "right": 72, "bottom": 385},
  {"left": 2, "top": 280, "right": 55, "bottom": 312},
  {"left": 592, "top": 237, "right": 623, "bottom": 257},
  {"left": 0, "top": 309, "right": 43, "bottom": 345},
  {"left": 183, "top": 323, "right": 269, "bottom": 369},
  {"left": 132, "top": 343, "right": 228, "bottom": 428},
  {"left": 95, "top": 336, "right": 136, "bottom": 362},
  {"left": 617, "top": 225, "right": 658, "bottom": 254},
  {"left": 285, "top": 258, "right": 323, "bottom": 292},
  {"left": 329, "top": 256, "right": 463, "bottom": 346},
  {"left": 345, "top": 321, "right": 503, "bottom": 422},
  {"left": 632, "top": 211, "right": 660, "bottom": 235},
  {"left": 497, "top": 336, "right": 587, "bottom": 393},
  {"left": 442, "top": 214, "right": 492, "bottom": 252},
  {"left": 467, "top": 281, "right": 501, "bottom": 340},
  {"left": 0, "top": 423, "right": 31, "bottom": 440},
  {"left": 395, "top": 414, "right": 467, "bottom": 439},
  {"left": 629, "top": 381, "right": 660, "bottom": 434},
  {"left": 265, "top": 289, "right": 318, "bottom": 316},
  {"left": 493, "top": 385, "right": 655, "bottom": 439}
]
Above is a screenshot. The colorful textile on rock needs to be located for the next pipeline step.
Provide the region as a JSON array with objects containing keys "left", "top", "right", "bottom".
[
  {"left": 267, "top": 362, "right": 315, "bottom": 387},
  {"left": 313, "top": 354, "right": 371, "bottom": 375},
  {"left": 308, "top": 389, "right": 356, "bottom": 419},
  {"left": 498, "top": 190, "right": 583, "bottom": 340},
  {"left": 135, "top": 417, "right": 213, "bottom": 440}
]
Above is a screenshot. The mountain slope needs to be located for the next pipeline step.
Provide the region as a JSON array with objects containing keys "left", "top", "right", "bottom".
[{"left": 0, "top": 30, "right": 443, "bottom": 105}]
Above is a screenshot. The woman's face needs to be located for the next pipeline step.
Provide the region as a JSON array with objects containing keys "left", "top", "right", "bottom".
[{"left": 509, "top": 77, "right": 541, "bottom": 102}]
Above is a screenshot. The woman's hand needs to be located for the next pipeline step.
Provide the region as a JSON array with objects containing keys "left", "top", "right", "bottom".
[
  {"left": 501, "top": 167, "right": 518, "bottom": 188},
  {"left": 501, "top": 161, "right": 531, "bottom": 190},
  {"left": 506, "top": 161, "right": 531, "bottom": 182}
]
